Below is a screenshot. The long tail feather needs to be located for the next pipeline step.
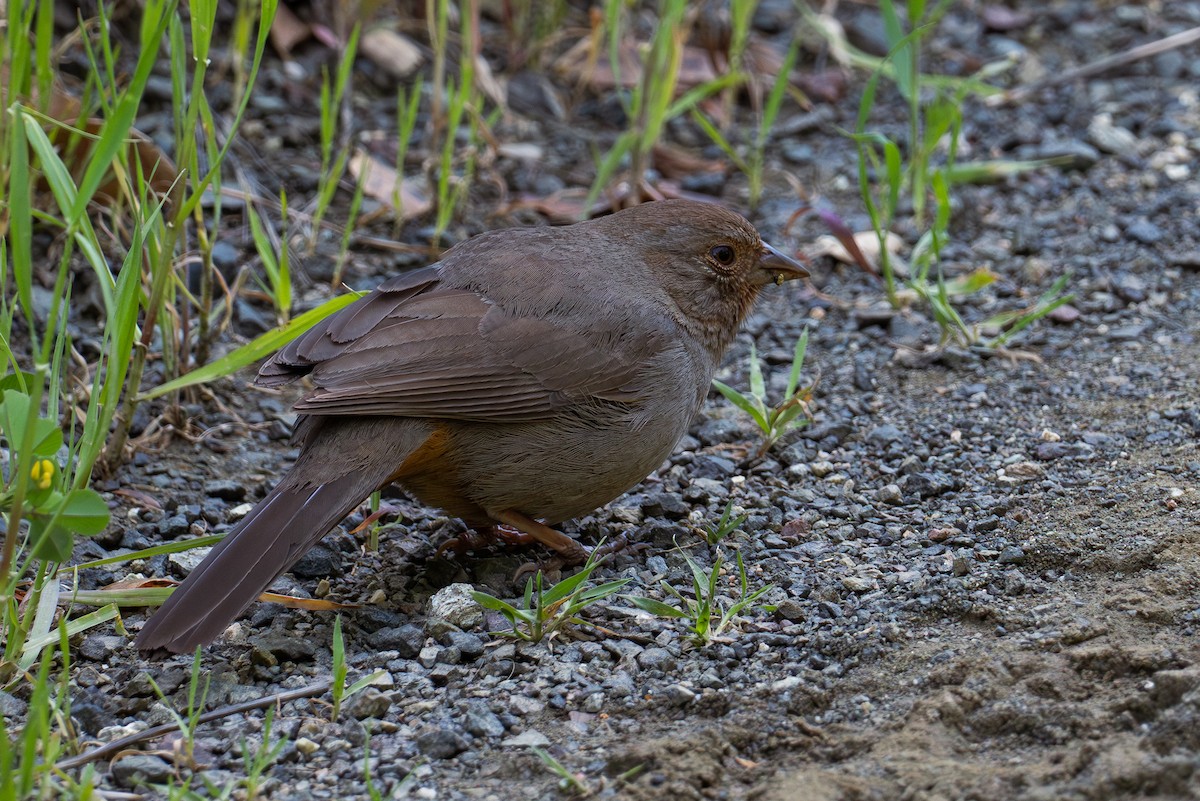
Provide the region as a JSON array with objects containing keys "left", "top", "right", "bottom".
[{"left": 135, "top": 418, "right": 431, "bottom": 653}]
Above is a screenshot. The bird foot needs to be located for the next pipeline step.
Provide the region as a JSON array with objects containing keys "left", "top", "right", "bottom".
[
  {"left": 436, "top": 524, "right": 535, "bottom": 558},
  {"left": 512, "top": 530, "right": 637, "bottom": 585}
]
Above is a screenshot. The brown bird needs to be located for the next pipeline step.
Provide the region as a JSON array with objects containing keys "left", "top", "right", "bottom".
[{"left": 135, "top": 200, "right": 809, "bottom": 653}]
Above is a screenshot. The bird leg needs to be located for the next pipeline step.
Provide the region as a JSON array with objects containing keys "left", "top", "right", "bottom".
[
  {"left": 435, "top": 524, "right": 536, "bottom": 558},
  {"left": 493, "top": 510, "right": 637, "bottom": 582},
  {"left": 492, "top": 510, "right": 589, "bottom": 564}
]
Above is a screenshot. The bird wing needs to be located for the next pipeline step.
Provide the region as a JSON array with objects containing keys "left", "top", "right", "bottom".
[{"left": 257, "top": 265, "right": 669, "bottom": 422}]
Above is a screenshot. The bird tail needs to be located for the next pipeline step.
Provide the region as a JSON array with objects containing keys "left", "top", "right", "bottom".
[{"left": 135, "top": 418, "right": 430, "bottom": 653}]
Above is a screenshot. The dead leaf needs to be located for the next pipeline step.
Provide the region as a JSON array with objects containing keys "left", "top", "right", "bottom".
[
  {"left": 473, "top": 54, "right": 507, "bottom": 108},
  {"left": 348, "top": 148, "right": 431, "bottom": 221},
  {"left": 118, "top": 575, "right": 358, "bottom": 610},
  {"left": 0, "top": 65, "right": 179, "bottom": 209},
  {"left": 360, "top": 27, "right": 423, "bottom": 79},
  {"left": 982, "top": 5, "right": 1034, "bottom": 32},
  {"left": 810, "top": 231, "right": 908, "bottom": 276},
  {"left": 506, "top": 180, "right": 721, "bottom": 223},
  {"left": 269, "top": 3, "right": 312, "bottom": 56},
  {"left": 555, "top": 37, "right": 718, "bottom": 93},
  {"left": 796, "top": 68, "right": 848, "bottom": 104},
  {"left": 113, "top": 487, "right": 164, "bottom": 511},
  {"left": 258, "top": 592, "right": 358, "bottom": 611},
  {"left": 103, "top": 576, "right": 180, "bottom": 591},
  {"left": 651, "top": 142, "right": 726, "bottom": 180}
]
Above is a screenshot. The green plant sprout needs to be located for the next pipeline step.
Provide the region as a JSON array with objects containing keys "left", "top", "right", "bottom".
[
  {"left": 628, "top": 546, "right": 773, "bottom": 645},
  {"left": 700, "top": 500, "right": 748, "bottom": 546},
  {"left": 712, "top": 328, "right": 813, "bottom": 458},
  {"left": 144, "top": 647, "right": 211, "bottom": 769},
  {"left": 330, "top": 614, "right": 388, "bottom": 722},
  {"left": 247, "top": 189, "right": 292, "bottom": 324},
  {"left": 471, "top": 550, "right": 629, "bottom": 643},
  {"left": 532, "top": 746, "right": 591, "bottom": 796},
  {"left": 585, "top": 0, "right": 739, "bottom": 211},
  {"left": 847, "top": 0, "right": 1072, "bottom": 346},
  {"left": 309, "top": 21, "right": 362, "bottom": 251},
  {"left": 693, "top": 40, "right": 799, "bottom": 212}
]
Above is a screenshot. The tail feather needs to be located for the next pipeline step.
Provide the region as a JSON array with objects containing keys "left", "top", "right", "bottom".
[
  {"left": 135, "top": 473, "right": 375, "bottom": 653},
  {"left": 136, "top": 417, "right": 432, "bottom": 653}
]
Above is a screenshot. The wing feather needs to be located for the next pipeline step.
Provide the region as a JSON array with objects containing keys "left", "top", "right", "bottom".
[{"left": 257, "top": 260, "right": 668, "bottom": 422}]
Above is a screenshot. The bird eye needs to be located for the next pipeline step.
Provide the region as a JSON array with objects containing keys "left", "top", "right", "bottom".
[{"left": 710, "top": 245, "right": 736, "bottom": 266}]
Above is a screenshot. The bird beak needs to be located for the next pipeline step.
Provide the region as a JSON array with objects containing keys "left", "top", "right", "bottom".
[{"left": 760, "top": 242, "right": 810, "bottom": 285}]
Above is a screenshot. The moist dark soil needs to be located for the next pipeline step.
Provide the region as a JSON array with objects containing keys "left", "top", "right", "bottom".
[{"left": 19, "top": 1, "right": 1200, "bottom": 799}]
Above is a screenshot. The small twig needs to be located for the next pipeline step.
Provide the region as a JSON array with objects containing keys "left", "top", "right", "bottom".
[
  {"left": 55, "top": 681, "right": 332, "bottom": 771},
  {"left": 995, "top": 25, "right": 1200, "bottom": 105}
]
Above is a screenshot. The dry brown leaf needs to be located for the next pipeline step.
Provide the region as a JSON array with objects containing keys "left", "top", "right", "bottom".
[
  {"left": 258, "top": 592, "right": 358, "bottom": 611},
  {"left": 103, "top": 577, "right": 179, "bottom": 591},
  {"left": 796, "top": 68, "right": 848, "bottom": 104},
  {"left": 348, "top": 148, "right": 431, "bottom": 221},
  {"left": 113, "top": 487, "right": 164, "bottom": 510},
  {"left": 0, "top": 64, "right": 179, "bottom": 208},
  {"left": 109, "top": 575, "right": 356, "bottom": 610},
  {"left": 651, "top": 142, "right": 726, "bottom": 180},
  {"left": 473, "top": 53, "right": 507, "bottom": 108},
  {"left": 269, "top": 3, "right": 312, "bottom": 56},
  {"left": 554, "top": 37, "right": 718, "bottom": 93},
  {"left": 811, "top": 231, "right": 908, "bottom": 276},
  {"left": 360, "top": 27, "right": 423, "bottom": 79},
  {"left": 507, "top": 180, "right": 722, "bottom": 223}
]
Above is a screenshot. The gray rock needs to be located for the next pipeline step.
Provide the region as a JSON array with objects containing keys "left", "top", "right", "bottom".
[
  {"left": 78, "top": 634, "right": 122, "bottom": 661},
  {"left": 0, "top": 691, "right": 27, "bottom": 717},
  {"left": 867, "top": 424, "right": 905, "bottom": 445},
  {"left": 695, "top": 417, "right": 745, "bottom": 445},
  {"left": 1124, "top": 219, "right": 1163, "bottom": 245},
  {"left": 439, "top": 630, "right": 485, "bottom": 661},
  {"left": 250, "top": 634, "right": 317, "bottom": 663},
  {"left": 502, "top": 729, "right": 550, "bottom": 748},
  {"left": 998, "top": 546, "right": 1026, "bottom": 565},
  {"left": 291, "top": 544, "right": 341, "bottom": 578},
  {"left": 427, "top": 583, "right": 484, "bottom": 636},
  {"left": 662, "top": 684, "right": 696, "bottom": 706},
  {"left": 157, "top": 513, "right": 189, "bottom": 537},
  {"left": 209, "top": 239, "right": 242, "bottom": 271},
  {"left": 876, "top": 484, "right": 903, "bottom": 505},
  {"left": 111, "top": 754, "right": 174, "bottom": 787},
  {"left": 203, "top": 479, "right": 246, "bottom": 502},
  {"left": 370, "top": 624, "right": 425, "bottom": 658},
  {"left": 416, "top": 726, "right": 469, "bottom": 759},
  {"left": 348, "top": 688, "right": 393, "bottom": 720},
  {"left": 462, "top": 700, "right": 505, "bottom": 738},
  {"left": 642, "top": 491, "right": 689, "bottom": 519},
  {"left": 636, "top": 647, "right": 677, "bottom": 672}
]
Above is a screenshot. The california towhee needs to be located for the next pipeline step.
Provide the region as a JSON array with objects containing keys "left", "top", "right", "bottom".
[{"left": 136, "top": 199, "right": 808, "bottom": 652}]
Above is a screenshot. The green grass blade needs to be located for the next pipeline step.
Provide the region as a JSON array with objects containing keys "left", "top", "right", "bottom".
[
  {"left": 20, "top": 604, "right": 119, "bottom": 666},
  {"left": 70, "top": 0, "right": 173, "bottom": 222},
  {"left": 785, "top": 328, "right": 809, "bottom": 399},
  {"left": 138, "top": 292, "right": 363, "bottom": 401},
  {"left": 628, "top": 596, "right": 687, "bottom": 618},
  {"left": 690, "top": 109, "right": 746, "bottom": 170},
  {"left": 758, "top": 40, "right": 799, "bottom": 146},
  {"left": 747, "top": 343, "right": 765, "bottom": 400}
]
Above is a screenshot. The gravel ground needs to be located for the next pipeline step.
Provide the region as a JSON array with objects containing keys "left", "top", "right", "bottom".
[{"left": 10, "top": 2, "right": 1200, "bottom": 799}]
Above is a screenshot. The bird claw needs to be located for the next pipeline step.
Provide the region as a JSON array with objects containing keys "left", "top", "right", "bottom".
[
  {"left": 510, "top": 530, "right": 638, "bottom": 585},
  {"left": 436, "top": 525, "right": 536, "bottom": 558}
]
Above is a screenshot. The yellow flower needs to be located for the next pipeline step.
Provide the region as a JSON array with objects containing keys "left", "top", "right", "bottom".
[{"left": 31, "top": 459, "right": 54, "bottom": 491}]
